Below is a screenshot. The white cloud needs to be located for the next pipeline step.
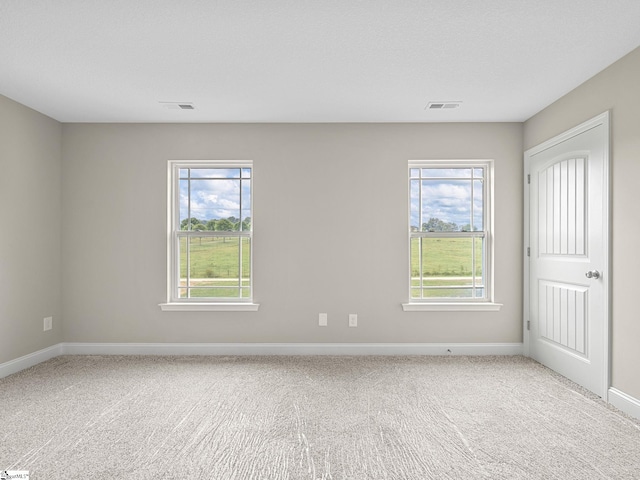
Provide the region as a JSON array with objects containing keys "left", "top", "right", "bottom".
[
  {"left": 201, "top": 193, "right": 219, "bottom": 203},
  {"left": 180, "top": 177, "right": 249, "bottom": 222},
  {"left": 422, "top": 181, "right": 472, "bottom": 227}
]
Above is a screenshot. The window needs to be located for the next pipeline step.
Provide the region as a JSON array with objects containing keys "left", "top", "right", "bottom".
[
  {"left": 404, "top": 160, "right": 500, "bottom": 311},
  {"left": 160, "top": 160, "right": 258, "bottom": 311}
]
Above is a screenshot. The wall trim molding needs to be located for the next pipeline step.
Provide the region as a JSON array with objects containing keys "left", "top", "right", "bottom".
[
  {"left": 59, "top": 342, "right": 524, "bottom": 356},
  {"left": 608, "top": 387, "right": 640, "bottom": 421},
  {"left": 1, "top": 342, "right": 524, "bottom": 379},
  {"left": 0, "top": 344, "right": 63, "bottom": 379}
]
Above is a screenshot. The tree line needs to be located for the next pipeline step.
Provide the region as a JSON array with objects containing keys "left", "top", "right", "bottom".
[
  {"left": 412, "top": 217, "right": 477, "bottom": 232},
  {"left": 181, "top": 216, "right": 251, "bottom": 232}
]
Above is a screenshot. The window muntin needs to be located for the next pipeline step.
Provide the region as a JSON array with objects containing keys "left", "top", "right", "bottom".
[
  {"left": 409, "top": 161, "right": 491, "bottom": 302},
  {"left": 169, "top": 161, "right": 253, "bottom": 303}
]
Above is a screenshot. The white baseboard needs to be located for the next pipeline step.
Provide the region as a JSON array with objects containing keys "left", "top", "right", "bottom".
[
  {"left": 60, "top": 342, "right": 524, "bottom": 356},
  {"left": 608, "top": 387, "right": 640, "bottom": 421},
  {"left": 1, "top": 342, "right": 523, "bottom": 380},
  {"left": 0, "top": 344, "right": 63, "bottom": 379},
  {"left": 6, "top": 343, "right": 637, "bottom": 421}
]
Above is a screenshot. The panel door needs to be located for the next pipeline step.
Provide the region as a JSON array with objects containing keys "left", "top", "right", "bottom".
[{"left": 528, "top": 119, "right": 608, "bottom": 397}]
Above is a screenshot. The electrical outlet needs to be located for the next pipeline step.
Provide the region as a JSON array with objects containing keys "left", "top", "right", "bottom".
[
  {"left": 319, "top": 313, "right": 328, "bottom": 327},
  {"left": 43, "top": 316, "right": 53, "bottom": 331},
  {"left": 348, "top": 314, "right": 357, "bottom": 327}
]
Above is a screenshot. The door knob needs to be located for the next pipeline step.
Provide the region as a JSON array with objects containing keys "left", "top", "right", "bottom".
[{"left": 585, "top": 270, "right": 601, "bottom": 279}]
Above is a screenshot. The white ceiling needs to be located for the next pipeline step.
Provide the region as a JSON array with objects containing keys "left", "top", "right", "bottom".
[{"left": 1, "top": 0, "right": 640, "bottom": 123}]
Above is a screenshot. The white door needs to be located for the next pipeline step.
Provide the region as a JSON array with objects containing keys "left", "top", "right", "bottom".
[{"left": 525, "top": 113, "right": 609, "bottom": 398}]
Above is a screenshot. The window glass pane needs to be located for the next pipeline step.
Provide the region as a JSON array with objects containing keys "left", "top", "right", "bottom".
[
  {"left": 241, "top": 237, "right": 251, "bottom": 289},
  {"left": 410, "top": 179, "right": 420, "bottom": 231},
  {"left": 473, "top": 179, "right": 483, "bottom": 230},
  {"left": 421, "top": 180, "right": 470, "bottom": 230},
  {"left": 179, "top": 237, "right": 188, "bottom": 297},
  {"left": 179, "top": 179, "right": 190, "bottom": 229},
  {"left": 241, "top": 180, "right": 251, "bottom": 231},
  {"left": 189, "top": 179, "right": 241, "bottom": 230},
  {"left": 421, "top": 278, "right": 474, "bottom": 288},
  {"left": 414, "top": 236, "right": 488, "bottom": 298},
  {"left": 410, "top": 237, "right": 420, "bottom": 283},
  {"left": 189, "top": 168, "right": 241, "bottom": 179},
  {"left": 409, "top": 168, "right": 420, "bottom": 178},
  {"left": 421, "top": 237, "right": 472, "bottom": 278},
  {"left": 421, "top": 168, "right": 471, "bottom": 178},
  {"left": 181, "top": 236, "right": 244, "bottom": 299},
  {"left": 241, "top": 168, "right": 251, "bottom": 179},
  {"left": 190, "top": 236, "right": 239, "bottom": 280},
  {"left": 425, "top": 288, "right": 474, "bottom": 298},
  {"left": 473, "top": 168, "right": 484, "bottom": 178},
  {"left": 474, "top": 236, "right": 484, "bottom": 280},
  {"left": 189, "top": 284, "right": 241, "bottom": 298}
]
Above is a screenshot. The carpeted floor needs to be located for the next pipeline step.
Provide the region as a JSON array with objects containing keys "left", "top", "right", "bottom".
[{"left": 1, "top": 355, "right": 639, "bottom": 479}]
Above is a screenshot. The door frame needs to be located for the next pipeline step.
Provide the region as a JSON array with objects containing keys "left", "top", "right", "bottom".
[{"left": 523, "top": 111, "right": 611, "bottom": 400}]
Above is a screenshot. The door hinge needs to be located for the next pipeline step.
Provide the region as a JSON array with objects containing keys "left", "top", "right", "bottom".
[
  {"left": 527, "top": 174, "right": 530, "bottom": 184},
  {"left": 527, "top": 247, "right": 530, "bottom": 257},
  {"left": 527, "top": 320, "right": 531, "bottom": 331}
]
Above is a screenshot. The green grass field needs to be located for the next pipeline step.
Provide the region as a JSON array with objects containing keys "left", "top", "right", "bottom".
[
  {"left": 179, "top": 236, "right": 250, "bottom": 298},
  {"left": 410, "top": 237, "right": 484, "bottom": 298},
  {"left": 410, "top": 237, "right": 482, "bottom": 277}
]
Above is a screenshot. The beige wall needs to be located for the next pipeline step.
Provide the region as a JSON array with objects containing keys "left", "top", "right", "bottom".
[
  {"left": 0, "top": 95, "right": 63, "bottom": 364},
  {"left": 61, "top": 123, "right": 523, "bottom": 345},
  {"left": 524, "top": 47, "right": 640, "bottom": 399}
]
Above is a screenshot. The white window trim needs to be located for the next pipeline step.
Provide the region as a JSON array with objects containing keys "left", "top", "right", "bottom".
[
  {"left": 160, "top": 160, "right": 259, "bottom": 312},
  {"left": 401, "top": 302, "right": 502, "bottom": 312},
  {"left": 159, "top": 302, "right": 259, "bottom": 312},
  {"left": 404, "top": 159, "right": 501, "bottom": 312}
]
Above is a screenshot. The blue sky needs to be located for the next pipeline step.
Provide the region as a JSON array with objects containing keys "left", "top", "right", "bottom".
[
  {"left": 179, "top": 168, "right": 251, "bottom": 224},
  {"left": 410, "top": 175, "right": 483, "bottom": 230}
]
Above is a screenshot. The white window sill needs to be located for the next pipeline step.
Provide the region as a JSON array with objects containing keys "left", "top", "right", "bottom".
[
  {"left": 402, "top": 302, "right": 503, "bottom": 312},
  {"left": 159, "top": 303, "right": 260, "bottom": 312}
]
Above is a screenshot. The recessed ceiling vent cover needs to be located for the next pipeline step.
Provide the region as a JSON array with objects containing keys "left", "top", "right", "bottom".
[
  {"left": 426, "top": 101, "right": 462, "bottom": 110},
  {"left": 160, "top": 102, "right": 195, "bottom": 110}
]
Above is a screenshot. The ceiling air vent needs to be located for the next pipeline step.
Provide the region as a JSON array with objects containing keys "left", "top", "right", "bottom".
[
  {"left": 160, "top": 102, "right": 195, "bottom": 110},
  {"left": 426, "top": 101, "right": 462, "bottom": 110}
]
